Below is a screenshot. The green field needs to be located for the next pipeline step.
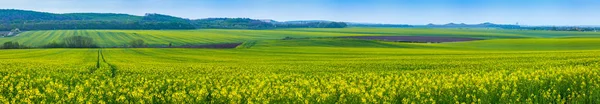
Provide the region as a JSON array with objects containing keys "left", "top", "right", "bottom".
[
  {"left": 2, "top": 28, "right": 600, "bottom": 103},
  {"left": 4, "top": 28, "right": 600, "bottom": 47}
]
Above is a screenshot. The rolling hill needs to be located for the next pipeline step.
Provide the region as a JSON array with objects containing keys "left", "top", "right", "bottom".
[{"left": 0, "top": 9, "right": 348, "bottom": 31}]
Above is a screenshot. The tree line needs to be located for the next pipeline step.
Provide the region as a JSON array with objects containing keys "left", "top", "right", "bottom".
[{"left": 0, "top": 9, "right": 348, "bottom": 31}]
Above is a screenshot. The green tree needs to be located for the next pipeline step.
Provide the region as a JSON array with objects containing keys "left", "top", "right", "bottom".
[
  {"left": 130, "top": 39, "right": 146, "bottom": 48},
  {"left": 2, "top": 41, "right": 20, "bottom": 49}
]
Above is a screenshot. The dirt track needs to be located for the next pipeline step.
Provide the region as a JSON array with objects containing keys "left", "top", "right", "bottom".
[{"left": 342, "top": 36, "right": 482, "bottom": 43}]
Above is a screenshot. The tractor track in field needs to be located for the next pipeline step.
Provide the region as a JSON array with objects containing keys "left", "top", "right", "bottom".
[
  {"left": 94, "top": 49, "right": 118, "bottom": 78},
  {"left": 90, "top": 49, "right": 101, "bottom": 74}
]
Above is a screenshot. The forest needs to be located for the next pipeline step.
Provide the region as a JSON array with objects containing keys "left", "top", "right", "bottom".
[{"left": 0, "top": 9, "right": 348, "bottom": 31}]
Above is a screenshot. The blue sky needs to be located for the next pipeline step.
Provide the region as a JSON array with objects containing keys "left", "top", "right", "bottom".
[{"left": 2, "top": 0, "right": 599, "bottom": 26}]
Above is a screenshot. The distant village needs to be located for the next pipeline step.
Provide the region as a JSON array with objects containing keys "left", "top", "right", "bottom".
[{"left": 0, "top": 28, "right": 20, "bottom": 37}]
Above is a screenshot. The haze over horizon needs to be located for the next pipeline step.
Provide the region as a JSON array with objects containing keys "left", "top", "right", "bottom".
[{"left": 2, "top": 0, "right": 599, "bottom": 26}]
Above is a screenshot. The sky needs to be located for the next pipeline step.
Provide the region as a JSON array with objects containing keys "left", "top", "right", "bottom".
[{"left": 1, "top": 0, "right": 599, "bottom": 26}]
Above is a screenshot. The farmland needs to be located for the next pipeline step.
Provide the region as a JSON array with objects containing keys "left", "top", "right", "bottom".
[
  {"left": 1, "top": 28, "right": 600, "bottom": 103},
  {"left": 4, "top": 28, "right": 600, "bottom": 47}
]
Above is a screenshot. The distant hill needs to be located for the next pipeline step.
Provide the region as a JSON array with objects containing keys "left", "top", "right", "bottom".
[
  {"left": 420, "top": 22, "right": 521, "bottom": 29},
  {"left": 522, "top": 26, "right": 600, "bottom": 31},
  {"left": 348, "top": 22, "right": 520, "bottom": 29},
  {"left": 275, "top": 20, "right": 347, "bottom": 28},
  {"left": 0, "top": 9, "right": 348, "bottom": 31},
  {"left": 348, "top": 23, "right": 413, "bottom": 28},
  {"left": 191, "top": 18, "right": 275, "bottom": 29},
  {"left": 281, "top": 20, "right": 335, "bottom": 24}
]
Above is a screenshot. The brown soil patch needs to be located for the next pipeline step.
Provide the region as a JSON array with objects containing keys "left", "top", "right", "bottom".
[{"left": 342, "top": 36, "right": 482, "bottom": 43}]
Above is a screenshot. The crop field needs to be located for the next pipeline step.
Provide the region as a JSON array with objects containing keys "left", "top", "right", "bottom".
[
  {"left": 3, "top": 28, "right": 600, "bottom": 47},
  {"left": 1, "top": 28, "right": 600, "bottom": 103},
  {"left": 0, "top": 29, "right": 373, "bottom": 47}
]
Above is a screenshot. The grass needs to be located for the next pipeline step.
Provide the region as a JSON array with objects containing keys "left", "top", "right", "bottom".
[{"left": 1, "top": 28, "right": 600, "bottom": 103}]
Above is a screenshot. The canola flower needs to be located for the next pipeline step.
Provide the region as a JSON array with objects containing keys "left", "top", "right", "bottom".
[{"left": 0, "top": 48, "right": 599, "bottom": 103}]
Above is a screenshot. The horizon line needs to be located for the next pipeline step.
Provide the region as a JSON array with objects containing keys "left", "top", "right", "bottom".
[{"left": 3, "top": 9, "right": 600, "bottom": 27}]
